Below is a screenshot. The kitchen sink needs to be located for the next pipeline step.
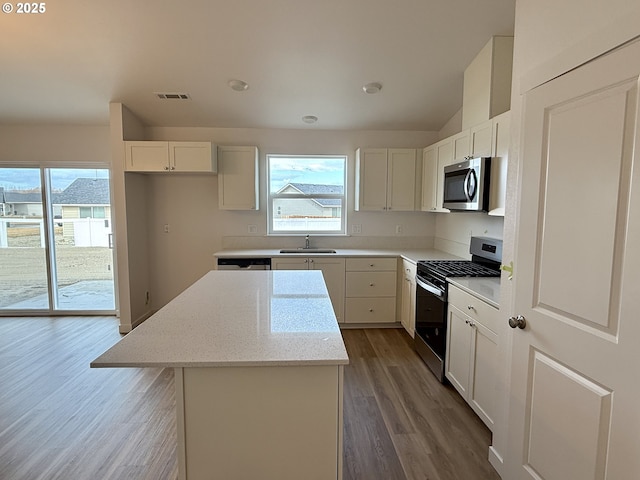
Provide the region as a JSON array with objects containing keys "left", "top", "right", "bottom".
[{"left": 279, "top": 248, "right": 337, "bottom": 254}]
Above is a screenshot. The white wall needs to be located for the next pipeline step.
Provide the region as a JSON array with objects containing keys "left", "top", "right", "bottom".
[
  {"left": 515, "top": 1, "right": 640, "bottom": 92},
  {"left": 438, "top": 108, "right": 462, "bottom": 140},
  {"left": 0, "top": 125, "right": 110, "bottom": 164},
  {"left": 435, "top": 212, "right": 505, "bottom": 259}
]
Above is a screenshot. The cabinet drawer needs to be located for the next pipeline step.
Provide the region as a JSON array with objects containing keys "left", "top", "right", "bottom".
[
  {"left": 345, "top": 297, "right": 396, "bottom": 324},
  {"left": 346, "top": 271, "right": 396, "bottom": 297},
  {"left": 346, "top": 257, "right": 397, "bottom": 272},
  {"left": 448, "top": 285, "right": 498, "bottom": 333}
]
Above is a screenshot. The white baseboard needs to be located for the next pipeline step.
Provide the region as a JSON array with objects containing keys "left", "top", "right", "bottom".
[
  {"left": 119, "top": 309, "right": 154, "bottom": 333},
  {"left": 488, "top": 445, "right": 504, "bottom": 478}
]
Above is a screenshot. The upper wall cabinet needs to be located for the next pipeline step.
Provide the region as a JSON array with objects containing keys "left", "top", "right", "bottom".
[
  {"left": 421, "top": 141, "right": 451, "bottom": 213},
  {"left": 448, "top": 120, "right": 493, "bottom": 163},
  {"left": 487, "top": 111, "right": 510, "bottom": 216},
  {"left": 452, "top": 131, "right": 471, "bottom": 162},
  {"left": 217, "top": 146, "right": 259, "bottom": 210},
  {"left": 469, "top": 119, "right": 494, "bottom": 158},
  {"left": 124, "top": 141, "right": 217, "bottom": 173},
  {"left": 462, "top": 36, "right": 514, "bottom": 130},
  {"left": 355, "top": 148, "right": 419, "bottom": 211},
  {"left": 422, "top": 113, "right": 509, "bottom": 215},
  {"left": 421, "top": 145, "right": 437, "bottom": 211}
]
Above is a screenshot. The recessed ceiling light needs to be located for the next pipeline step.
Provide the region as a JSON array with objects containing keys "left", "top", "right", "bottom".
[
  {"left": 228, "top": 79, "right": 249, "bottom": 92},
  {"left": 362, "top": 82, "right": 382, "bottom": 94},
  {"left": 302, "top": 115, "right": 318, "bottom": 124}
]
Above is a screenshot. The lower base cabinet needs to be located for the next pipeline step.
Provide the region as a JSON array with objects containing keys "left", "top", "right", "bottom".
[
  {"left": 400, "top": 259, "right": 417, "bottom": 337},
  {"left": 445, "top": 284, "right": 498, "bottom": 431},
  {"left": 344, "top": 257, "right": 397, "bottom": 324},
  {"left": 272, "top": 257, "right": 345, "bottom": 323}
]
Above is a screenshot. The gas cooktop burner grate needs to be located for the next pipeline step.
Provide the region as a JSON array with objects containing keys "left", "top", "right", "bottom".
[{"left": 418, "top": 260, "right": 500, "bottom": 278}]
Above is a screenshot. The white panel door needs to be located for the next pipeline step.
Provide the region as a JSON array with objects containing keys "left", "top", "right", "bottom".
[{"left": 505, "top": 39, "right": 640, "bottom": 479}]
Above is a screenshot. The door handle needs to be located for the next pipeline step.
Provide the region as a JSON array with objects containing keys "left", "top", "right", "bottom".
[
  {"left": 463, "top": 169, "right": 477, "bottom": 201},
  {"left": 508, "top": 315, "right": 527, "bottom": 329}
]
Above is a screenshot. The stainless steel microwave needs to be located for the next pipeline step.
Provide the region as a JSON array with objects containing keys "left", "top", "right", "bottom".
[{"left": 442, "top": 157, "right": 491, "bottom": 211}]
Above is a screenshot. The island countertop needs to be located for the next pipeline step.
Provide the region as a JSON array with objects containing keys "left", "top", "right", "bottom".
[{"left": 91, "top": 270, "right": 349, "bottom": 368}]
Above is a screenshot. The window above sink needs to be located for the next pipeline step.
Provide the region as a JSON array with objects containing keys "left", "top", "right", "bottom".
[{"left": 267, "top": 155, "right": 346, "bottom": 235}]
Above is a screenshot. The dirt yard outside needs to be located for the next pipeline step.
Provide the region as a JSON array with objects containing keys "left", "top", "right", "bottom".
[{"left": 0, "top": 227, "right": 113, "bottom": 308}]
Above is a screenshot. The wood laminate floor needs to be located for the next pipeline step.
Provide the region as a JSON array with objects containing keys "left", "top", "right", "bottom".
[{"left": 0, "top": 317, "right": 499, "bottom": 480}]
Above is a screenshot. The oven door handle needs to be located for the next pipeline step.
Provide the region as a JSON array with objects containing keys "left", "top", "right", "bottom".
[{"left": 416, "top": 276, "right": 445, "bottom": 299}]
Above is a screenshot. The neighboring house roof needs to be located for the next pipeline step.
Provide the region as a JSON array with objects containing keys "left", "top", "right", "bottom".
[
  {"left": 276, "top": 183, "right": 343, "bottom": 207},
  {"left": 56, "top": 178, "right": 110, "bottom": 205},
  {"left": 288, "top": 183, "right": 343, "bottom": 195},
  {"left": 1, "top": 190, "right": 44, "bottom": 204}
]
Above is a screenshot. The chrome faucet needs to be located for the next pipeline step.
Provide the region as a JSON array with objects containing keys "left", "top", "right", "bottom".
[{"left": 305, "top": 234, "right": 310, "bottom": 249}]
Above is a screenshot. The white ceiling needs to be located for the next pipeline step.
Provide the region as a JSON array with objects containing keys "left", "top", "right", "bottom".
[{"left": 1, "top": 0, "right": 515, "bottom": 131}]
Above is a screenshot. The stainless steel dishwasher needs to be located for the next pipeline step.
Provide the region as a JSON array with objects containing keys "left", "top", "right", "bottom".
[{"left": 216, "top": 258, "right": 271, "bottom": 270}]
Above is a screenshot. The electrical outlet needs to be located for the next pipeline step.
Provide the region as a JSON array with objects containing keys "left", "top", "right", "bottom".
[
  {"left": 351, "top": 224, "right": 362, "bottom": 234},
  {"left": 395, "top": 224, "right": 403, "bottom": 235},
  {"left": 164, "top": 224, "right": 170, "bottom": 233}
]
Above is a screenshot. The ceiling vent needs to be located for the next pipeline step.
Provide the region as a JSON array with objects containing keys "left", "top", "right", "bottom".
[{"left": 155, "top": 92, "right": 191, "bottom": 100}]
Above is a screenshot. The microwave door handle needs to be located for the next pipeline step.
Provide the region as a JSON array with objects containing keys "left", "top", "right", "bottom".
[{"left": 463, "top": 169, "right": 477, "bottom": 201}]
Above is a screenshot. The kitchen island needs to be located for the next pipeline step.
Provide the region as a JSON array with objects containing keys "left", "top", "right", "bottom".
[{"left": 92, "top": 270, "right": 349, "bottom": 480}]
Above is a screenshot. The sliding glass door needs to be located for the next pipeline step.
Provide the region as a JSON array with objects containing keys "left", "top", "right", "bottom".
[
  {"left": 0, "top": 168, "right": 50, "bottom": 310},
  {"left": 0, "top": 167, "right": 115, "bottom": 313}
]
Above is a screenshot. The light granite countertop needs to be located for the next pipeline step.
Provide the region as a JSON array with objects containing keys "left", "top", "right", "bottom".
[
  {"left": 91, "top": 270, "right": 349, "bottom": 368},
  {"left": 214, "top": 248, "right": 463, "bottom": 264},
  {"left": 447, "top": 276, "right": 501, "bottom": 309},
  {"left": 213, "top": 247, "right": 501, "bottom": 307}
]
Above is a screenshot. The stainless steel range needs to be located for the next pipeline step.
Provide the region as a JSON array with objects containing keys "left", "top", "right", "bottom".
[{"left": 414, "top": 237, "right": 502, "bottom": 382}]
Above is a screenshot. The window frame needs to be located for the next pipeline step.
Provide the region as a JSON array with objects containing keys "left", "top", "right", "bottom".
[{"left": 266, "top": 154, "right": 347, "bottom": 235}]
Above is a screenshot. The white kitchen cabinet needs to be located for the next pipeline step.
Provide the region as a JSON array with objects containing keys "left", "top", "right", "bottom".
[
  {"left": 355, "top": 148, "right": 418, "bottom": 211},
  {"left": 420, "top": 145, "right": 437, "bottom": 211},
  {"left": 344, "top": 257, "right": 397, "bottom": 324},
  {"left": 488, "top": 111, "right": 510, "bottom": 216},
  {"left": 422, "top": 137, "right": 456, "bottom": 212},
  {"left": 423, "top": 112, "right": 509, "bottom": 215},
  {"left": 271, "top": 257, "right": 309, "bottom": 271},
  {"left": 400, "top": 259, "right": 417, "bottom": 337},
  {"left": 217, "top": 146, "right": 259, "bottom": 210},
  {"left": 470, "top": 119, "right": 494, "bottom": 158},
  {"left": 124, "top": 141, "right": 217, "bottom": 173},
  {"left": 272, "top": 256, "right": 345, "bottom": 323},
  {"left": 421, "top": 139, "right": 454, "bottom": 212},
  {"left": 448, "top": 119, "right": 493, "bottom": 162},
  {"left": 445, "top": 284, "right": 499, "bottom": 431},
  {"left": 452, "top": 131, "right": 471, "bottom": 161}
]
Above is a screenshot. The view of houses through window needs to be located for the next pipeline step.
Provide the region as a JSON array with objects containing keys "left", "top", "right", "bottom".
[
  {"left": 0, "top": 167, "right": 115, "bottom": 313},
  {"left": 267, "top": 155, "right": 346, "bottom": 234}
]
